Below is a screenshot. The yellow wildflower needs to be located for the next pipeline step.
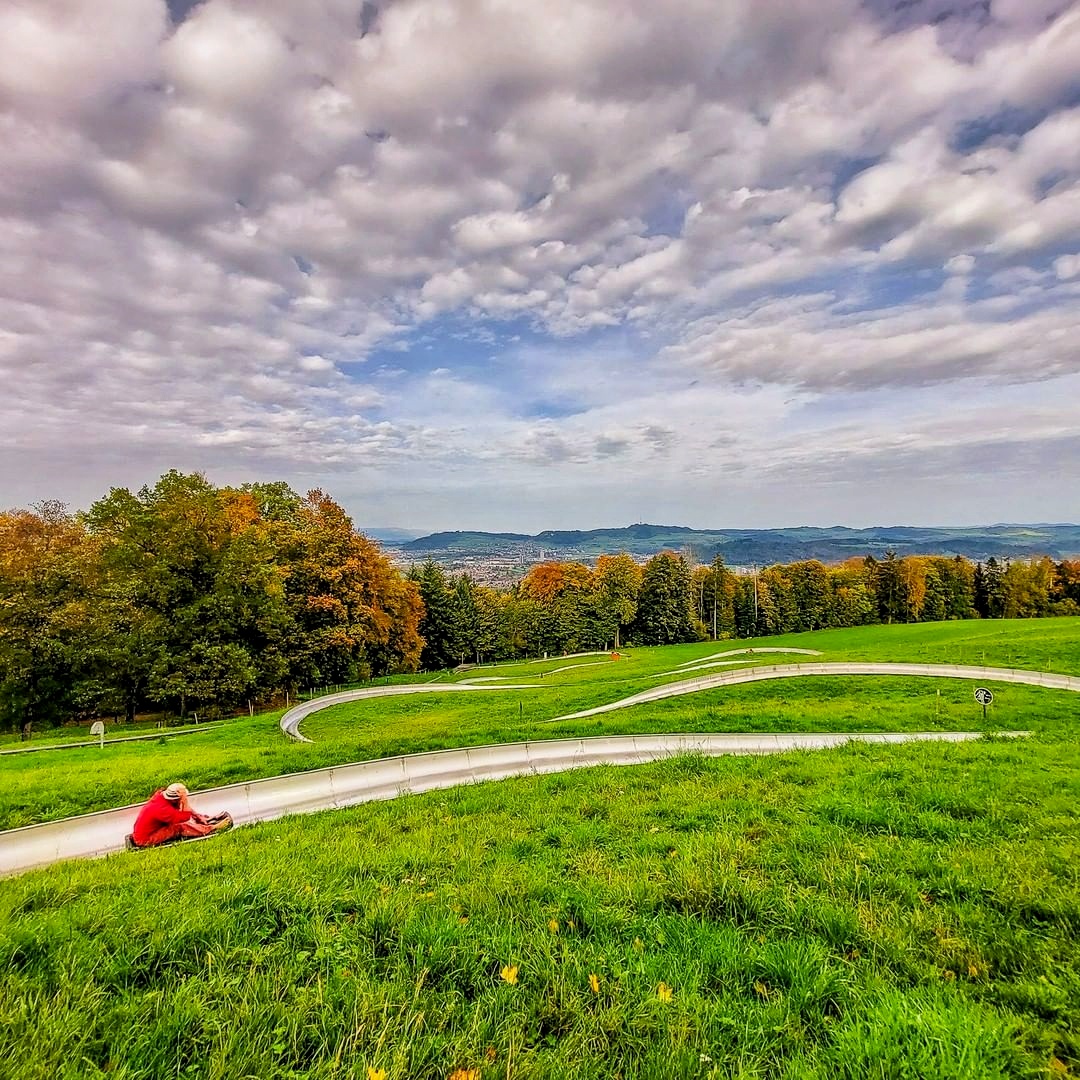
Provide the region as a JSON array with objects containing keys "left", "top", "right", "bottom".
[
  {"left": 447, "top": 1070, "right": 480, "bottom": 1080},
  {"left": 589, "top": 973, "right": 600, "bottom": 994},
  {"left": 657, "top": 981, "right": 673, "bottom": 1002},
  {"left": 367, "top": 1068, "right": 386, "bottom": 1080},
  {"left": 753, "top": 980, "right": 770, "bottom": 999},
  {"left": 548, "top": 919, "right": 559, "bottom": 934},
  {"left": 500, "top": 964, "right": 519, "bottom": 985}
]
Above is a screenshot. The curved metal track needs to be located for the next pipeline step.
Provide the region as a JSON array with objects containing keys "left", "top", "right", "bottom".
[
  {"left": 549, "top": 662, "right": 1080, "bottom": 721},
  {"left": 279, "top": 682, "right": 537, "bottom": 742},
  {"left": 0, "top": 730, "right": 1025, "bottom": 877}
]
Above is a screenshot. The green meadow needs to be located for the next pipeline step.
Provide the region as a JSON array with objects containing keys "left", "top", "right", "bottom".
[
  {"left": 2, "top": 622, "right": 1080, "bottom": 1075},
  {"left": 1, "top": 618, "right": 1080, "bottom": 1077},
  {"left": 2, "top": 618, "right": 1078, "bottom": 830},
  {"left": 2, "top": 737, "right": 1079, "bottom": 1078}
]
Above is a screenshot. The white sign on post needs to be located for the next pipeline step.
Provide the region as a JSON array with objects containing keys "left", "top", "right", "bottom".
[{"left": 90, "top": 721, "right": 105, "bottom": 748}]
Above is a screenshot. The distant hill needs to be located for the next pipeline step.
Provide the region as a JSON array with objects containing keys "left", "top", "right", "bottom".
[
  {"left": 403, "top": 529, "right": 533, "bottom": 550},
  {"left": 362, "top": 527, "right": 426, "bottom": 542},
  {"left": 399, "top": 522, "right": 1080, "bottom": 565}
]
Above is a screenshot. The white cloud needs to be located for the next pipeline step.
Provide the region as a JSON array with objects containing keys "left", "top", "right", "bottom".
[
  {"left": 1055, "top": 253, "right": 1080, "bottom": 279},
  {"left": 1, "top": 0, "right": 1079, "bottom": 526}
]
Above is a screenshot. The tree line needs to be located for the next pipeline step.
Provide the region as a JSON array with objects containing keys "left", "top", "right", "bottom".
[
  {"left": 0, "top": 472, "right": 422, "bottom": 735},
  {"left": 410, "top": 549, "right": 1080, "bottom": 669},
  {"left": 2, "top": 471, "right": 1078, "bottom": 732}
]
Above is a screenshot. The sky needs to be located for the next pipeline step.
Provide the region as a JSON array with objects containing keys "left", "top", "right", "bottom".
[{"left": 2, "top": 0, "right": 1079, "bottom": 533}]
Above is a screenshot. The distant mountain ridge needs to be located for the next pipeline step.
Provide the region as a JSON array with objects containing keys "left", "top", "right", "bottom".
[{"left": 398, "top": 522, "right": 1080, "bottom": 564}]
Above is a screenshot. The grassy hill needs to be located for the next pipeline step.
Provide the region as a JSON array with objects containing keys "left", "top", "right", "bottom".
[
  {"left": 400, "top": 522, "right": 1080, "bottom": 564},
  {"left": 2, "top": 619, "right": 1079, "bottom": 1077},
  {"left": 3, "top": 618, "right": 1080, "bottom": 830}
]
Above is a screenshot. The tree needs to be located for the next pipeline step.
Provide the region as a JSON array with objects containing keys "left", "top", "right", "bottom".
[
  {"left": 0, "top": 503, "right": 94, "bottom": 735},
  {"left": 872, "top": 551, "right": 910, "bottom": 624},
  {"left": 983, "top": 557, "right": 1007, "bottom": 619},
  {"left": 973, "top": 562, "right": 990, "bottom": 618},
  {"left": 921, "top": 564, "right": 947, "bottom": 622},
  {"left": 279, "top": 490, "right": 421, "bottom": 684},
  {"left": 450, "top": 574, "right": 481, "bottom": 665},
  {"left": 1002, "top": 558, "right": 1054, "bottom": 619},
  {"left": 84, "top": 474, "right": 421, "bottom": 711},
  {"left": 828, "top": 560, "right": 876, "bottom": 627},
  {"left": 472, "top": 584, "right": 509, "bottom": 663},
  {"left": 694, "top": 556, "right": 737, "bottom": 639},
  {"left": 898, "top": 557, "right": 928, "bottom": 622},
  {"left": 411, "top": 561, "right": 457, "bottom": 670},
  {"left": 786, "top": 560, "right": 831, "bottom": 631},
  {"left": 85, "top": 473, "right": 292, "bottom": 710},
  {"left": 149, "top": 641, "right": 257, "bottom": 719},
  {"left": 634, "top": 552, "right": 695, "bottom": 645},
  {"left": 936, "top": 556, "right": 975, "bottom": 619},
  {"left": 519, "top": 561, "right": 595, "bottom": 653},
  {"left": 757, "top": 566, "right": 798, "bottom": 634},
  {"left": 592, "top": 554, "right": 642, "bottom": 648},
  {"left": 1051, "top": 560, "right": 1080, "bottom": 614}
]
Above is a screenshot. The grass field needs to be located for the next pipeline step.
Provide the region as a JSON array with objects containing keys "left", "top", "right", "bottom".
[
  {"left": 0, "top": 717, "right": 222, "bottom": 749},
  {"left": 2, "top": 618, "right": 1079, "bottom": 830},
  {"left": 2, "top": 618, "right": 1080, "bottom": 1077},
  {"left": 2, "top": 736, "right": 1078, "bottom": 1077}
]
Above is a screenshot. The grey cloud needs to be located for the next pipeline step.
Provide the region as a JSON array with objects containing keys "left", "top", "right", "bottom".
[
  {"left": 662, "top": 282, "right": 1080, "bottom": 391},
  {"left": 641, "top": 425, "right": 675, "bottom": 455},
  {"left": 1, "top": 0, "right": 1080, "bottom": 525},
  {"left": 594, "top": 435, "right": 631, "bottom": 458}
]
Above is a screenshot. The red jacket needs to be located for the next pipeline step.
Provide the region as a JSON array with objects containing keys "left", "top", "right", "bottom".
[{"left": 132, "top": 790, "right": 191, "bottom": 845}]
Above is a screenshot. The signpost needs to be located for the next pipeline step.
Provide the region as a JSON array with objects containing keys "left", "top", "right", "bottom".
[
  {"left": 974, "top": 687, "right": 993, "bottom": 720},
  {"left": 90, "top": 721, "right": 105, "bottom": 748}
]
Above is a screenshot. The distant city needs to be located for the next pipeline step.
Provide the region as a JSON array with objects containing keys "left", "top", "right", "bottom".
[{"left": 369, "top": 523, "right": 1080, "bottom": 587}]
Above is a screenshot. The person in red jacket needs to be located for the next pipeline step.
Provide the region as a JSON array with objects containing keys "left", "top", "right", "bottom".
[{"left": 129, "top": 783, "right": 229, "bottom": 848}]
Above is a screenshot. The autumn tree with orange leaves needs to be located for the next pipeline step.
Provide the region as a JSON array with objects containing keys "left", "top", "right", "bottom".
[{"left": 0, "top": 472, "right": 422, "bottom": 732}]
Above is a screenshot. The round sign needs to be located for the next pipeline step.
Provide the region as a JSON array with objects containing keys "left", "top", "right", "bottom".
[
  {"left": 90, "top": 721, "right": 105, "bottom": 736},
  {"left": 974, "top": 687, "right": 994, "bottom": 706}
]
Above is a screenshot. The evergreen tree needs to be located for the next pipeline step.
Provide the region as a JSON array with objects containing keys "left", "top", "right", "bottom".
[
  {"left": 973, "top": 562, "right": 990, "bottom": 618},
  {"left": 984, "top": 557, "right": 1007, "bottom": 619},
  {"left": 874, "top": 551, "right": 909, "bottom": 624},
  {"left": 733, "top": 575, "right": 761, "bottom": 638},
  {"left": 787, "top": 560, "right": 830, "bottom": 631},
  {"left": 450, "top": 574, "right": 481, "bottom": 665},
  {"left": 411, "top": 561, "right": 457, "bottom": 670},
  {"left": 922, "top": 566, "right": 947, "bottom": 622},
  {"left": 939, "top": 556, "right": 975, "bottom": 619},
  {"left": 634, "top": 552, "right": 695, "bottom": 645},
  {"left": 757, "top": 566, "right": 797, "bottom": 634}
]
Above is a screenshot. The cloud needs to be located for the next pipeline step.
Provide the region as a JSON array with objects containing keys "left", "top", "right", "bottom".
[{"left": 1, "top": 0, "right": 1079, "bottom": 527}]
